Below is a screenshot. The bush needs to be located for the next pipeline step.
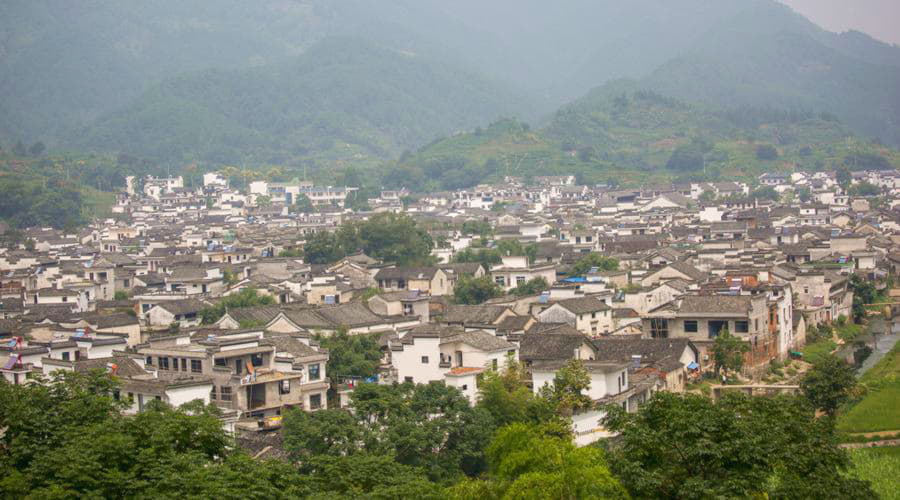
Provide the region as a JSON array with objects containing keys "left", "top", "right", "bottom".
[{"left": 755, "top": 144, "right": 779, "bottom": 160}]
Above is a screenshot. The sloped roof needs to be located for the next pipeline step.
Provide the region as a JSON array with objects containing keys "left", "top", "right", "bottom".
[
  {"left": 442, "top": 305, "right": 510, "bottom": 325},
  {"left": 440, "top": 329, "right": 515, "bottom": 351},
  {"left": 519, "top": 332, "right": 593, "bottom": 362},
  {"left": 553, "top": 296, "right": 610, "bottom": 314}
]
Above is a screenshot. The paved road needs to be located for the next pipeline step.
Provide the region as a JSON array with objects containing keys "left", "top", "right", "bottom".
[{"left": 857, "top": 317, "right": 899, "bottom": 376}]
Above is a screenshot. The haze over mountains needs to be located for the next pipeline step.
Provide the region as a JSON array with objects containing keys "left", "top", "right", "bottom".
[{"left": 1, "top": 0, "right": 899, "bottom": 167}]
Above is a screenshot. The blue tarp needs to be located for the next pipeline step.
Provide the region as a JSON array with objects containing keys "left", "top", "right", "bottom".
[
  {"left": 562, "top": 277, "right": 587, "bottom": 283},
  {"left": 687, "top": 362, "right": 700, "bottom": 370}
]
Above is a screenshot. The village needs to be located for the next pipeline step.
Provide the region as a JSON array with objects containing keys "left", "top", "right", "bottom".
[{"left": 1, "top": 168, "right": 896, "bottom": 446}]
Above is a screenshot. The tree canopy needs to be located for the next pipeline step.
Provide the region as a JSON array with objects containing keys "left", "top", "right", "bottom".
[
  {"left": 603, "top": 392, "right": 874, "bottom": 499},
  {"left": 454, "top": 275, "right": 504, "bottom": 305},
  {"left": 571, "top": 253, "right": 619, "bottom": 276},
  {"left": 303, "top": 213, "right": 434, "bottom": 266},
  {"left": 199, "top": 287, "right": 275, "bottom": 324}
]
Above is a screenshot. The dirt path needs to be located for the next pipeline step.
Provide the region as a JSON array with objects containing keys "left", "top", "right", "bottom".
[{"left": 839, "top": 438, "right": 900, "bottom": 449}]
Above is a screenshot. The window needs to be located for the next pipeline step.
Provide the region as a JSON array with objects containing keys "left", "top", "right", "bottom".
[
  {"left": 508, "top": 349, "right": 516, "bottom": 357},
  {"left": 461, "top": 384, "right": 468, "bottom": 391},
  {"left": 251, "top": 353, "right": 264, "bottom": 367},
  {"left": 492, "top": 359, "right": 498, "bottom": 371},
  {"left": 279, "top": 380, "right": 291, "bottom": 395},
  {"left": 649, "top": 318, "right": 669, "bottom": 339},
  {"left": 235, "top": 359, "right": 242, "bottom": 375},
  {"left": 495, "top": 276, "right": 506, "bottom": 286},
  {"left": 191, "top": 359, "right": 202, "bottom": 373},
  {"left": 158, "top": 357, "right": 169, "bottom": 370},
  {"left": 735, "top": 320, "right": 749, "bottom": 333},
  {"left": 113, "top": 389, "right": 120, "bottom": 401},
  {"left": 220, "top": 386, "right": 232, "bottom": 401},
  {"left": 591, "top": 312, "right": 596, "bottom": 319},
  {"left": 309, "top": 393, "right": 322, "bottom": 410},
  {"left": 180, "top": 358, "right": 187, "bottom": 371},
  {"left": 421, "top": 356, "right": 429, "bottom": 364},
  {"left": 684, "top": 320, "right": 698, "bottom": 333},
  {"left": 62, "top": 351, "right": 70, "bottom": 361},
  {"left": 210, "top": 386, "right": 217, "bottom": 401},
  {"left": 308, "top": 364, "right": 321, "bottom": 381}
]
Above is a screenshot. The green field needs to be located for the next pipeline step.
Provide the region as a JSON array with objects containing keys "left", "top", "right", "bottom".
[
  {"left": 839, "top": 343, "right": 900, "bottom": 434},
  {"left": 801, "top": 338, "right": 837, "bottom": 365},
  {"left": 849, "top": 447, "right": 900, "bottom": 500}
]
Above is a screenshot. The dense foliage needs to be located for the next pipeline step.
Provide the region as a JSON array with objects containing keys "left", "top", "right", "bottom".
[
  {"left": 453, "top": 275, "right": 504, "bottom": 305},
  {"left": 284, "top": 381, "right": 494, "bottom": 482},
  {"left": 603, "top": 392, "right": 874, "bottom": 499},
  {"left": 571, "top": 253, "right": 620, "bottom": 276},
  {"left": 315, "top": 330, "right": 383, "bottom": 381},
  {"left": 199, "top": 287, "right": 275, "bottom": 324},
  {"left": 801, "top": 354, "right": 858, "bottom": 417},
  {"left": 303, "top": 213, "right": 433, "bottom": 266}
]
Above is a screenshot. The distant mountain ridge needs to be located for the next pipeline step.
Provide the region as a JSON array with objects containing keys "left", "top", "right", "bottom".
[{"left": 1, "top": 0, "right": 899, "bottom": 165}]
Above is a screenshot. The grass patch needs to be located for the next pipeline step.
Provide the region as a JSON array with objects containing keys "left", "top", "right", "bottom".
[
  {"left": 848, "top": 446, "right": 900, "bottom": 500},
  {"left": 839, "top": 343, "right": 900, "bottom": 433},
  {"left": 801, "top": 338, "right": 837, "bottom": 365}
]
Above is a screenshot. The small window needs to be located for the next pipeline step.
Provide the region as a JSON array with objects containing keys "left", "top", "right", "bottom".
[
  {"left": 421, "top": 356, "right": 429, "bottom": 364},
  {"left": 180, "top": 358, "right": 187, "bottom": 371},
  {"left": 309, "top": 393, "right": 322, "bottom": 410},
  {"left": 404, "top": 376, "right": 414, "bottom": 383},
  {"left": 214, "top": 358, "right": 226, "bottom": 367},
  {"left": 191, "top": 359, "right": 202, "bottom": 373},
  {"left": 235, "top": 359, "right": 242, "bottom": 374},
  {"left": 279, "top": 380, "right": 291, "bottom": 395},
  {"left": 158, "top": 357, "right": 169, "bottom": 370},
  {"left": 308, "top": 364, "right": 321, "bottom": 381},
  {"left": 684, "top": 320, "right": 698, "bottom": 333},
  {"left": 210, "top": 386, "right": 217, "bottom": 400},
  {"left": 113, "top": 389, "right": 120, "bottom": 401},
  {"left": 461, "top": 384, "right": 468, "bottom": 391},
  {"left": 220, "top": 386, "right": 232, "bottom": 401},
  {"left": 62, "top": 351, "right": 70, "bottom": 361},
  {"left": 735, "top": 321, "right": 749, "bottom": 333},
  {"left": 251, "top": 353, "right": 264, "bottom": 367}
]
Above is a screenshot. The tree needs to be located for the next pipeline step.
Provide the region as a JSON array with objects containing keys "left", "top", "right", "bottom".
[
  {"left": 12, "top": 141, "right": 27, "bottom": 156},
  {"left": 316, "top": 330, "right": 382, "bottom": 381},
  {"left": 666, "top": 144, "right": 704, "bottom": 172},
  {"left": 711, "top": 328, "right": 749, "bottom": 377},
  {"left": 445, "top": 423, "right": 628, "bottom": 500},
  {"left": 451, "top": 247, "right": 502, "bottom": 269},
  {"left": 698, "top": 190, "right": 717, "bottom": 204},
  {"left": 299, "top": 454, "right": 443, "bottom": 499},
  {"left": 199, "top": 288, "right": 275, "bottom": 324},
  {"left": 797, "top": 186, "right": 812, "bottom": 202},
  {"left": 29, "top": 141, "right": 47, "bottom": 157},
  {"left": 303, "top": 231, "right": 345, "bottom": 264},
  {"left": 285, "top": 381, "right": 495, "bottom": 481},
  {"left": 800, "top": 354, "right": 857, "bottom": 417},
  {"left": 476, "top": 355, "right": 558, "bottom": 427},
  {"left": 510, "top": 277, "right": 548, "bottom": 297},
  {"left": 291, "top": 193, "right": 315, "bottom": 214},
  {"left": 848, "top": 181, "right": 880, "bottom": 196},
  {"left": 0, "top": 371, "right": 311, "bottom": 498},
  {"left": 454, "top": 275, "right": 504, "bottom": 305},
  {"left": 750, "top": 185, "right": 779, "bottom": 201},
  {"left": 571, "top": 253, "right": 619, "bottom": 276},
  {"left": 603, "top": 392, "right": 874, "bottom": 499},
  {"left": 113, "top": 290, "right": 129, "bottom": 300},
  {"left": 542, "top": 359, "right": 594, "bottom": 416},
  {"left": 836, "top": 166, "right": 852, "bottom": 190},
  {"left": 848, "top": 273, "right": 877, "bottom": 323},
  {"left": 755, "top": 143, "right": 778, "bottom": 160},
  {"left": 283, "top": 408, "right": 362, "bottom": 458}
]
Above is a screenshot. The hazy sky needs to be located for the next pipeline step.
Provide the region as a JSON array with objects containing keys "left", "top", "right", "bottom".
[{"left": 778, "top": 0, "right": 900, "bottom": 45}]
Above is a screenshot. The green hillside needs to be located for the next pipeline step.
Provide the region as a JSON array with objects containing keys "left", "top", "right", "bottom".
[
  {"left": 642, "top": 3, "right": 900, "bottom": 146},
  {"left": 385, "top": 83, "right": 900, "bottom": 190},
  {"left": 77, "top": 38, "right": 525, "bottom": 167}
]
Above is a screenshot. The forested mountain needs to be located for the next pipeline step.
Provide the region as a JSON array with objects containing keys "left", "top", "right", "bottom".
[
  {"left": 382, "top": 82, "right": 900, "bottom": 191},
  {"left": 1, "top": 0, "right": 899, "bottom": 170},
  {"left": 76, "top": 38, "right": 526, "bottom": 165},
  {"left": 641, "top": 2, "right": 900, "bottom": 147}
]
